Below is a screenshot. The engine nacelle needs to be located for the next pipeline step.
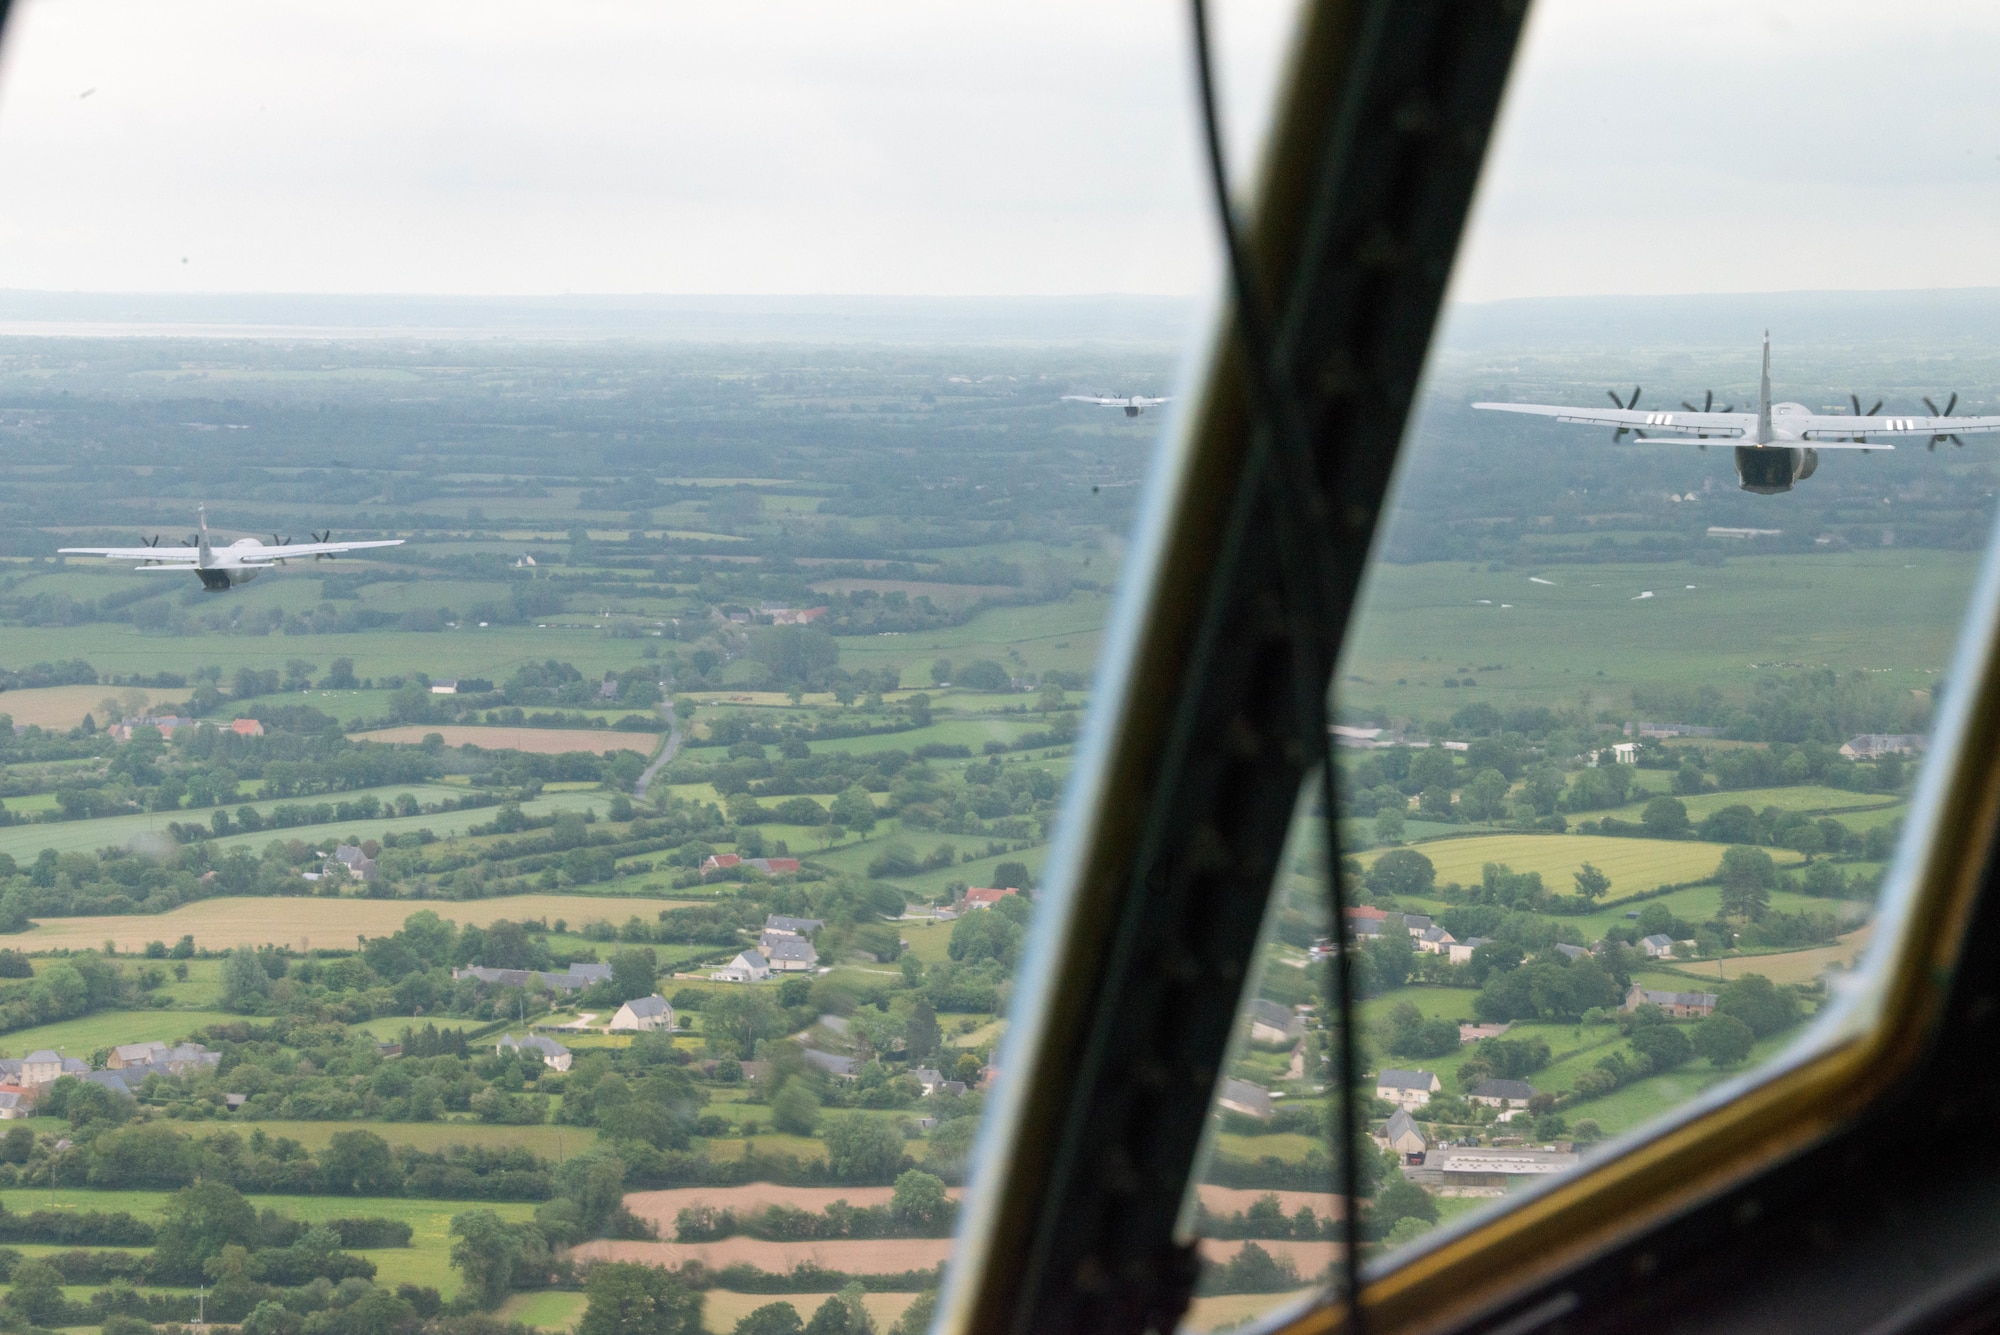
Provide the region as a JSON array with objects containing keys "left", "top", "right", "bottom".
[{"left": 1734, "top": 445, "right": 1808, "bottom": 495}]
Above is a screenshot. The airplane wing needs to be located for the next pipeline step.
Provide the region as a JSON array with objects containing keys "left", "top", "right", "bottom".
[
  {"left": 1063, "top": 395, "right": 1125, "bottom": 406},
  {"left": 1473, "top": 401, "right": 1751, "bottom": 437},
  {"left": 1630, "top": 437, "right": 1894, "bottom": 451},
  {"left": 1799, "top": 413, "right": 2000, "bottom": 441},
  {"left": 58, "top": 545, "right": 199, "bottom": 561},
  {"left": 231, "top": 538, "right": 403, "bottom": 559}
]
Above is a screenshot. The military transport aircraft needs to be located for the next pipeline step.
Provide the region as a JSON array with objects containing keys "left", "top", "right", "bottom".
[
  {"left": 59, "top": 506, "right": 403, "bottom": 590},
  {"left": 1062, "top": 392, "right": 1173, "bottom": 417},
  {"left": 1473, "top": 334, "right": 2000, "bottom": 493}
]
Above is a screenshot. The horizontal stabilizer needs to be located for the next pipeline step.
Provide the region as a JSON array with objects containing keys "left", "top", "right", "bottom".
[{"left": 1630, "top": 438, "right": 1894, "bottom": 452}]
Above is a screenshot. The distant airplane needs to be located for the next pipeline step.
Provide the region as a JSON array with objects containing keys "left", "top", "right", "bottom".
[
  {"left": 1473, "top": 334, "right": 2000, "bottom": 493},
  {"left": 59, "top": 506, "right": 403, "bottom": 590},
  {"left": 1063, "top": 393, "right": 1171, "bottom": 418}
]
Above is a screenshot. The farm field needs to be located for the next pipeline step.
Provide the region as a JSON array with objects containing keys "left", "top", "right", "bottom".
[
  {"left": 18, "top": 891, "right": 699, "bottom": 953},
  {"left": 1604, "top": 785, "right": 1901, "bottom": 822},
  {"left": 498, "top": 1291, "right": 590, "bottom": 1332},
  {"left": 1363, "top": 833, "right": 1801, "bottom": 892},
  {"left": 212, "top": 1119, "right": 604, "bottom": 1158},
  {"left": 350, "top": 726, "right": 661, "bottom": 754},
  {"left": 0, "top": 789, "right": 612, "bottom": 862},
  {"left": 1340, "top": 551, "right": 1979, "bottom": 721},
  {"left": 0, "top": 1186, "right": 538, "bottom": 1300},
  {"left": 0, "top": 685, "right": 136, "bottom": 729},
  {"left": 571, "top": 1236, "right": 955, "bottom": 1273},
  {"left": 0, "top": 1009, "right": 238, "bottom": 1058}
]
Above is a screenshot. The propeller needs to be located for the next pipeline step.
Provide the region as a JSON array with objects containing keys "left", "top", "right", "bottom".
[
  {"left": 1681, "top": 389, "right": 1735, "bottom": 439},
  {"left": 1924, "top": 394, "right": 1965, "bottom": 451},
  {"left": 1606, "top": 386, "right": 1641, "bottom": 442},
  {"left": 311, "top": 530, "right": 334, "bottom": 560}
]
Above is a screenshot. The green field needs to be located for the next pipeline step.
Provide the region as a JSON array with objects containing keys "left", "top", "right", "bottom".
[
  {"left": 0, "top": 790, "right": 609, "bottom": 863},
  {"left": 1603, "top": 785, "right": 1901, "bottom": 823},
  {"left": 0, "top": 1187, "right": 536, "bottom": 1299},
  {"left": 1340, "top": 550, "right": 1978, "bottom": 721},
  {"left": 0, "top": 1009, "right": 240, "bottom": 1059},
  {"left": 1364, "top": 833, "right": 1800, "bottom": 895}
]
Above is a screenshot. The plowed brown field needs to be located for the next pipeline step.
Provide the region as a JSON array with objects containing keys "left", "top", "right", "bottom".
[{"left": 350, "top": 726, "right": 659, "bottom": 754}]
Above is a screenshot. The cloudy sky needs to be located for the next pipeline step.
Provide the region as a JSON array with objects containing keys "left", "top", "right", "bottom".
[{"left": 0, "top": 0, "right": 1995, "bottom": 299}]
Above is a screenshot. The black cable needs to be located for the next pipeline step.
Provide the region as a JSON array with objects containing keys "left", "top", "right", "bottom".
[{"left": 1188, "top": 2, "right": 1368, "bottom": 1328}]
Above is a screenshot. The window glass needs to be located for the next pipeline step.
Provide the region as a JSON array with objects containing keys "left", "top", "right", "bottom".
[
  {"left": 0, "top": 3, "right": 1299, "bottom": 1332},
  {"left": 1183, "top": 0, "right": 2000, "bottom": 1321}
]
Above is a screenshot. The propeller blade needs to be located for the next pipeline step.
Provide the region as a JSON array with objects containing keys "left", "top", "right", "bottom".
[
  {"left": 1952, "top": 434, "right": 1966, "bottom": 448},
  {"left": 1947, "top": 392, "right": 1959, "bottom": 416},
  {"left": 1924, "top": 397, "right": 1940, "bottom": 417},
  {"left": 1929, "top": 438, "right": 1938, "bottom": 452},
  {"left": 1607, "top": 389, "right": 1626, "bottom": 409}
]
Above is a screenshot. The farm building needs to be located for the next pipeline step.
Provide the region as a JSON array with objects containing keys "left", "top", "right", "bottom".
[
  {"left": 1218, "top": 1078, "right": 1274, "bottom": 1120},
  {"left": 1376, "top": 1069, "right": 1440, "bottom": 1108},
  {"left": 497, "top": 1034, "right": 572, "bottom": 1071},
  {"left": 711, "top": 952, "right": 772, "bottom": 983},
  {"left": 1248, "top": 999, "right": 1305, "bottom": 1045},
  {"left": 1468, "top": 1079, "right": 1537, "bottom": 1110},
  {"left": 1840, "top": 734, "right": 1926, "bottom": 759},
  {"left": 764, "top": 915, "right": 824, "bottom": 937},
  {"left": 1623, "top": 985, "right": 1718, "bottom": 1019},
  {"left": 1384, "top": 1108, "right": 1428, "bottom": 1162},
  {"left": 760, "top": 935, "right": 819, "bottom": 971},
  {"left": 609, "top": 994, "right": 674, "bottom": 1032}
]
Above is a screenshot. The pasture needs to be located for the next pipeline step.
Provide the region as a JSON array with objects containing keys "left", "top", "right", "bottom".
[
  {"left": 1365, "top": 833, "right": 1801, "bottom": 893},
  {"left": 19, "top": 891, "right": 699, "bottom": 953},
  {"left": 0, "top": 1009, "right": 239, "bottom": 1058},
  {"left": 350, "top": 726, "right": 659, "bottom": 754},
  {"left": 1339, "top": 550, "right": 1978, "bottom": 721},
  {"left": 0, "top": 790, "right": 610, "bottom": 863},
  {"left": 0, "top": 685, "right": 134, "bottom": 730},
  {"left": 1604, "top": 786, "right": 1901, "bottom": 823}
]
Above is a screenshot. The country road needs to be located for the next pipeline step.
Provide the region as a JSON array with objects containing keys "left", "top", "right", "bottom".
[{"left": 633, "top": 710, "right": 683, "bottom": 800}]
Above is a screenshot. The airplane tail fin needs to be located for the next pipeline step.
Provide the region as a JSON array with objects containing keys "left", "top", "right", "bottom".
[
  {"left": 197, "top": 505, "right": 212, "bottom": 567},
  {"left": 1756, "top": 333, "right": 1773, "bottom": 444}
]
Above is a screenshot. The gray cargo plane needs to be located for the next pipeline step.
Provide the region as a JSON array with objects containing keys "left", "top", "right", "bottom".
[
  {"left": 59, "top": 506, "right": 403, "bottom": 590},
  {"left": 1473, "top": 334, "right": 2000, "bottom": 493}
]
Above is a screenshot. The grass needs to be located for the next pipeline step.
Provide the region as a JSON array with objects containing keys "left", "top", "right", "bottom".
[
  {"left": 18, "top": 891, "right": 701, "bottom": 953},
  {"left": 1339, "top": 550, "right": 1978, "bottom": 721},
  {"left": 698, "top": 1291, "right": 922, "bottom": 1334},
  {"left": 0, "top": 782, "right": 507, "bottom": 862},
  {"left": 1604, "top": 785, "right": 1900, "bottom": 823},
  {"left": 351, "top": 726, "right": 659, "bottom": 755},
  {"left": 0, "top": 1187, "right": 538, "bottom": 1300},
  {"left": 213, "top": 1120, "right": 603, "bottom": 1158},
  {"left": 1368, "top": 833, "right": 1800, "bottom": 895},
  {"left": 0, "top": 1009, "right": 240, "bottom": 1058},
  {"left": 499, "top": 1291, "right": 590, "bottom": 1331}
]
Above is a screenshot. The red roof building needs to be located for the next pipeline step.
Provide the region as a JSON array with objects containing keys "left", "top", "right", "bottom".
[
  {"left": 230, "top": 718, "right": 265, "bottom": 737},
  {"left": 965, "top": 886, "right": 1019, "bottom": 909}
]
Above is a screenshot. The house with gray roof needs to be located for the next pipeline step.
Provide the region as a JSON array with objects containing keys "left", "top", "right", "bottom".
[
  {"left": 1384, "top": 1107, "right": 1428, "bottom": 1161},
  {"left": 803, "top": 1049, "right": 858, "bottom": 1079},
  {"left": 1375, "top": 1068, "right": 1441, "bottom": 1108},
  {"left": 1218, "top": 1078, "right": 1274, "bottom": 1120},
  {"left": 1248, "top": 999, "right": 1304, "bottom": 1045},
  {"left": 710, "top": 952, "right": 771, "bottom": 983},
  {"left": 763, "top": 915, "right": 825, "bottom": 937},
  {"left": 497, "top": 1034, "right": 572, "bottom": 1071},
  {"left": 1448, "top": 935, "right": 1494, "bottom": 964},
  {"left": 1552, "top": 943, "right": 1591, "bottom": 961},
  {"left": 609, "top": 994, "right": 674, "bottom": 1032},
  {"left": 1639, "top": 933, "right": 1676, "bottom": 959},
  {"left": 760, "top": 935, "right": 819, "bottom": 971},
  {"left": 1468, "top": 1078, "right": 1538, "bottom": 1109},
  {"left": 1624, "top": 984, "right": 1718, "bottom": 1018}
]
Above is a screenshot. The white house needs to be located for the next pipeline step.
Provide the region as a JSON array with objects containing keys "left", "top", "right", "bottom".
[
  {"left": 1448, "top": 935, "right": 1494, "bottom": 964},
  {"left": 1383, "top": 1107, "right": 1428, "bottom": 1161},
  {"left": 1468, "top": 1078, "right": 1538, "bottom": 1110},
  {"left": 1839, "top": 733, "right": 1925, "bottom": 760},
  {"left": 1624, "top": 984, "right": 1718, "bottom": 1018},
  {"left": 1417, "top": 926, "right": 1458, "bottom": 955},
  {"left": 758, "top": 934, "right": 819, "bottom": 971},
  {"left": 430, "top": 680, "right": 458, "bottom": 695},
  {"left": 1640, "top": 933, "right": 1675, "bottom": 959},
  {"left": 711, "top": 952, "right": 772, "bottom": 983},
  {"left": 609, "top": 994, "right": 674, "bottom": 1032},
  {"left": 496, "top": 1034, "right": 572, "bottom": 1071},
  {"left": 1375, "top": 1068, "right": 1441, "bottom": 1108}
]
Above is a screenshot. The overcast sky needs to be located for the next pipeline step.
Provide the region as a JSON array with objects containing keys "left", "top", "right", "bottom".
[{"left": 0, "top": 0, "right": 1996, "bottom": 299}]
